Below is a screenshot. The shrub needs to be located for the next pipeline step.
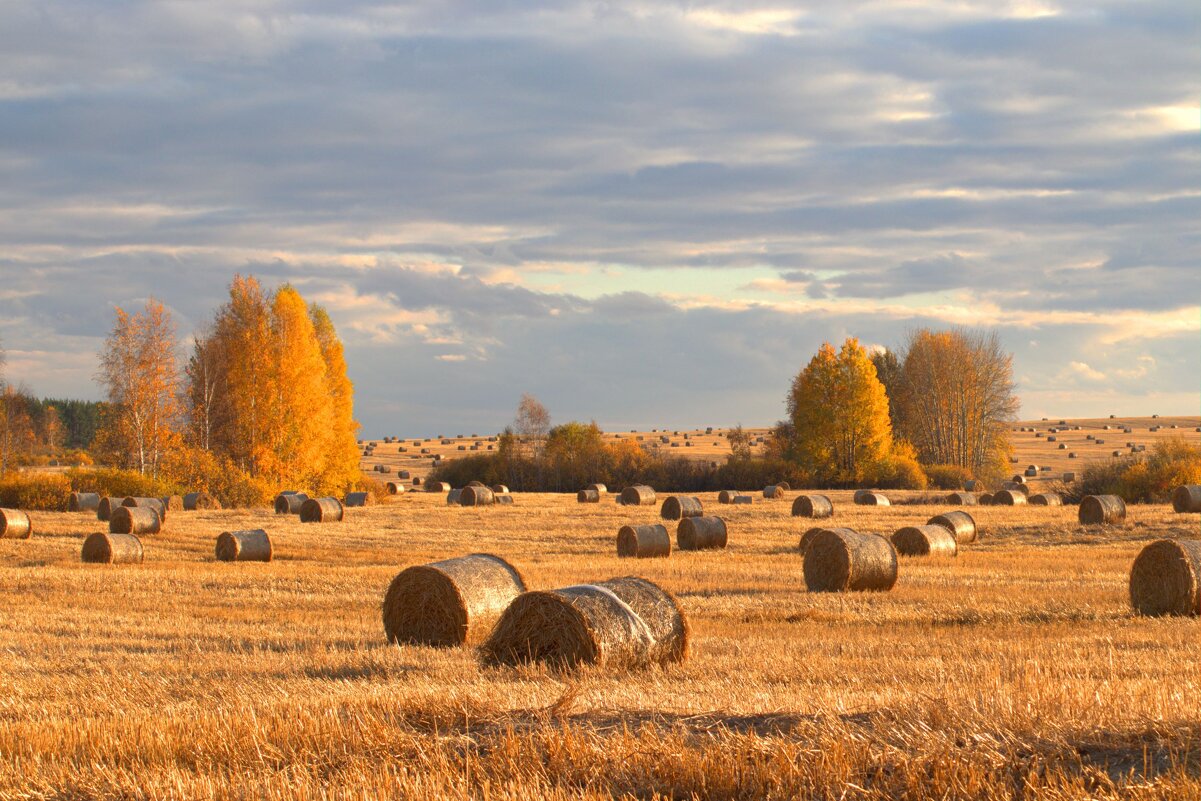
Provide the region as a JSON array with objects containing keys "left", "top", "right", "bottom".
[
  {"left": 65, "top": 467, "right": 179, "bottom": 500},
  {"left": 1074, "top": 438, "right": 1201, "bottom": 504},
  {"left": 0, "top": 472, "right": 73, "bottom": 510},
  {"left": 868, "top": 442, "right": 928, "bottom": 490},
  {"left": 922, "top": 463, "right": 972, "bottom": 490}
]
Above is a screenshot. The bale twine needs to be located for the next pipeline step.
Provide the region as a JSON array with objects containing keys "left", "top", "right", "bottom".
[
  {"left": 993, "top": 489, "right": 1027, "bottom": 506},
  {"left": 803, "top": 528, "right": 897, "bottom": 592},
  {"left": 492, "top": 485, "right": 510, "bottom": 495},
  {"left": 0, "top": 508, "right": 32, "bottom": 539},
  {"left": 69, "top": 492, "right": 101, "bottom": 513},
  {"left": 496, "top": 495, "right": 515, "bottom": 505},
  {"left": 480, "top": 576, "right": 687, "bottom": 669},
  {"left": 947, "top": 492, "right": 978, "bottom": 506},
  {"left": 386, "top": 482, "right": 406, "bottom": 495},
  {"left": 461, "top": 486, "right": 495, "bottom": 506},
  {"left": 344, "top": 492, "right": 370, "bottom": 507},
  {"left": 275, "top": 492, "right": 308, "bottom": 514},
  {"left": 891, "top": 525, "right": 958, "bottom": 557},
  {"left": 676, "top": 516, "right": 727, "bottom": 551},
  {"left": 1129, "top": 539, "right": 1201, "bottom": 616},
  {"left": 215, "top": 529, "right": 273, "bottom": 562},
  {"left": 300, "top": 497, "right": 344, "bottom": 523},
  {"left": 660, "top": 495, "right": 703, "bottom": 520},
  {"left": 447, "top": 489, "right": 463, "bottom": 506},
  {"left": 577, "top": 489, "right": 601, "bottom": 504},
  {"left": 927, "top": 510, "right": 977, "bottom": 543},
  {"left": 620, "top": 485, "right": 656, "bottom": 506},
  {"left": 96, "top": 496, "right": 123, "bottom": 522},
  {"left": 383, "top": 553, "right": 527, "bottom": 647},
  {"left": 426, "top": 481, "right": 450, "bottom": 493},
  {"left": 586, "top": 483, "right": 607, "bottom": 494},
  {"left": 122, "top": 496, "right": 167, "bottom": 522},
  {"left": 1029, "top": 493, "right": 1062, "bottom": 507},
  {"left": 1171, "top": 485, "right": 1201, "bottom": 513},
  {"left": 717, "top": 490, "right": 736, "bottom": 504},
  {"left": 855, "top": 491, "right": 891, "bottom": 507},
  {"left": 1079, "top": 495, "right": 1126, "bottom": 525},
  {"left": 162, "top": 495, "right": 184, "bottom": 513},
  {"left": 732, "top": 495, "right": 753, "bottom": 505},
  {"left": 791, "top": 494, "right": 833, "bottom": 519},
  {"left": 617, "top": 524, "right": 671, "bottom": 558},
  {"left": 81, "top": 532, "right": 143, "bottom": 564},
  {"left": 978, "top": 493, "right": 994, "bottom": 506},
  {"left": 763, "top": 485, "right": 786, "bottom": 499},
  {"left": 109, "top": 506, "right": 161, "bottom": 536}
]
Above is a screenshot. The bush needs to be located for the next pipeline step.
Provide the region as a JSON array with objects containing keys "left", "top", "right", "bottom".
[
  {"left": 65, "top": 467, "right": 179, "bottom": 500},
  {"left": 0, "top": 472, "right": 73, "bottom": 510},
  {"left": 1074, "top": 437, "right": 1201, "bottom": 504},
  {"left": 160, "top": 448, "right": 275, "bottom": 508},
  {"left": 922, "top": 463, "right": 972, "bottom": 490}
]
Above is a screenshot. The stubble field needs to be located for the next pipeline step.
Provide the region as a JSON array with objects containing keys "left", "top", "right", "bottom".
[{"left": 2, "top": 488, "right": 1201, "bottom": 799}]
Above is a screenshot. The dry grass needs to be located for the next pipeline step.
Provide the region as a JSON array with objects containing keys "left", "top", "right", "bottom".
[{"left": 3, "top": 491, "right": 1201, "bottom": 799}]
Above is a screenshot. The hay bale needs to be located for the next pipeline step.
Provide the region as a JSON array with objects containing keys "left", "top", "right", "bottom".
[
  {"left": 1079, "top": 495, "right": 1126, "bottom": 525},
  {"left": 495, "top": 495, "right": 515, "bottom": 505},
  {"left": 803, "top": 528, "right": 897, "bottom": 592},
  {"left": 81, "top": 532, "right": 143, "bottom": 564},
  {"left": 660, "top": 495, "right": 703, "bottom": 520},
  {"left": 215, "top": 529, "right": 273, "bottom": 562},
  {"left": 617, "top": 524, "right": 671, "bottom": 558},
  {"left": 586, "top": 483, "right": 607, "bottom": 494},
  {"left": 383, "top": 553, "right": 526, "bottom": 647},
  {"left": 1063, "top": 472, "right": 1076, "bottom": 482},
  {"left": 412, "top": 476, "right": 422, "bottom": 486},
  {"left": 763, "top": 485, "right": 786, "bottom": 499},
  {"left": 379, "top": 466, "right": 392, "bottom": 474},
  {"left": 927, "top": 510, "right": 977, "bottom": 543},
  {"left": 96, "top": 496, "right": 124, "bottom": 522},
  {"left": 122, "top": 496, "right": 166, "bottom": 522},
  {"left": 964, "top": 480, "right": 983, "bottom": 492},
  {"left": 0, "top": 508, "right": 32, "bottom": 539},
  {"left": 1129, "top": 539, "right": 1201, "bottom": 616},
  {"left": 776, "top": 481, "right": 791, "bottom": 491},
  {"left": 186, "top": 491, "right": 222, "bottom": 510},
  {"left": 386, "top": 482, "right": 406, "bottom": 495},
  {"left": 676, "top": 516, "right": 727, "bottom": 551},
  {"left": 426, "top": 481, "right": 450, "bottom": 493},
  {"left": 466, "top": 480, "right": 485, "bottom": 488},
  {"left": 791, "top": 494, "right": 833, "bottom": 519},
  {"left": 799, "top": 526, "right": 834, "bottom": 554},
  {"left": 162, "top": 495, "right": 184, "bottom": 513},
  {"left": 344, "top": 491, "right": 370, "bottom": 507},
  {"left": 1001, "top": 481, "right": 1030, "bottom": 495},
  {"left": 855, "top": 491, "right": 891, "bottom": 507},
  {"left": 460, "top": 486, "right": 495, "bottom": 506},
  {"left": 1011, "top": 475, "right": 1027, "bottom": 485},
  {"left": 480, "top": 576, "right": 687, "bottom": 669},
  {"left": 577, "top": 489, "right": 601, "bottom": 504},
  {"left": 1029, "top": 493, "right": 1062, "bottom": 506},
  {"left": 978, "top": 493, "right": 994, "bottom": 506},
  {"left": 732, "top": 495, "right": 753, "bottom": 504},
  {"left": 69, "top": 492, "right": 101, "bottom": 513},
  {"left": 300, "top": 497, "right": 344, "bottom": 523},
  {"left": 891, "top": 525, "right": 958, "bottom": 557},
  {"left": 620, "top": 485, "right": 656, "bottom": 506},
  {"left": 946, "top": 492, "right": 978, "bottom": 505},
  {"left": 399, "top": 471, "right": 411, "bottom": 480},
  {"left": 492, "top": 485, "right": 510, "bottom": 495},
  {"left": 109, "top": 506, "right": 161, "bottom": 535},
  {"left": 447, "top": 489, "right": 463, "bottom": 506},
  {"left": 993, "top": 489, "right": 1027, "bottom": 506},
  {"left": 275, "top": 492, "right": 308, "bottom": 514},
  {"left": 717, "top": 490, "right": 736, "bottom": 504},
  {"left": 1171, "top": 485, "right": 1201, "bottom": 513}
]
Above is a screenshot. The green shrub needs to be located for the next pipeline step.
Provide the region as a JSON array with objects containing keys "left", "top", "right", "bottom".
[{"left": 0, "top": 472, "right": 73, "bottom": 510}]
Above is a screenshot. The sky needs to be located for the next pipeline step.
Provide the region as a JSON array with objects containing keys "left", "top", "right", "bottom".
[{"left": 0, "top": 1, "right": 1197, "bottom": 437}]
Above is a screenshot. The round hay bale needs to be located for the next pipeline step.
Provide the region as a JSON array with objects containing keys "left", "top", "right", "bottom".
[
  {"left": 946, "top": 492, "right": 978, "bottom": 505},
  {"left": 109, "top": 506, "right": 161, "bottom": 535},
  {"left": 344, "top": 491, "right": 371, "bottom": 508},
  {"left": 466, "top": 480, "right": 486, "bottom": 488},
  {"left": 96, "top": 496, "right": 123, "bottom": 522},
  {"left": 383, "top": 553, "right": 527, "bottom": 647},
  {"left": 1079, "top": 495, "right": 1126, "bottom": 525},
  {"left": 1129, "top": 539, "right": 1201, "bottom": 616},
  {"left": 993, "top": 489, "right": 1027, "bottom": 506},
  {"left": 676, "top": 516, "right": 727, "bottom": 551},
  {"left": 577, "top": 489, "right": 601, "bottom": 503},
  {"left": 275, "top": 492, "right": 308, "bottom": 514},
  {"left": 855, "top": 492, "right": 891, "bottom": 507},
  {"left": 617, "top": 524, "right": 671, "bottom": 558},
  {"left": 1029, "top": 493, "right": 1062, "bottom": 506},
  {"left": 803, "top": 528, "right": 898, "bottom": 592},
  {"left": 386, "top": 482, "right": 406, "bottom": 495},
  {"left": 620, "top": 485, "right": 656, "bottom": 506},
  {"left": 799, "top": 526, "right": 836, "bottom": 554},
  {"left": 426, "top": 481, "right": 450, "bottom": 493},
  {"left": 763, "top": 485, "right": 786, "bottom": 499},
  {"left": 891, "top": 525, "right": 958, "bottom": 557},
  {"left": 791, "top": 494, "right": 833, "bottom": 519},
  {"left": 69, "top": 492, "right": 101, "bottom": 513},
  {"left": 586, "top": 483, "right": 607, "bottom": 494},
  {"left": 447, "top": 489, "right": 463, "bottom": 506},
  {"left": 190, "top": 491, "right": 222, "bottom": 510},
  {"left": 480, "top": 576, "right": 687, "bottom": 669},
  {"left": 492, "top": 485, "right": 510, "bottom": 495},
  {"left": 122, "top": 496, "right": 166, "bottom": 522},
  {"left": 495, "top": 495, "right": 515, "bottom": 505},
  {"left": 460, "top": 486, "right": 495, "bottom": 506},
  {"left": 399, "top": 470, "right": 411, "bottom": 480},
  {"left": 732, "top": 495, "right": 753, "bottom": 505},
  {"left": 928, "top": 510, "right": 977, "bottom": 543},
  {"left": 412, "top": 476, "right": 422, "bottom": 486},
  {"left": 978, "top": 492, "right": 994, "bottom": 506},
  {"left": 1171, "top": 485, "right": 1201, "bottom": 513},
  {"left": 215, "top": 529, "right": 272, "bottom": 562},
  {"left": 964, "top": 480, "right": 983, "bottom": 492},
  {"left": 162, "top": 495, "right": 184, "bottom": 513},
  {"left": 660, "top": 495, "right": 703, "bottom": 520},
  {"left": 717, "top": 490, "right": 736, "bottom": 504},
  {"left": 182, "top": 492, "right": 200, "bottom": 510},
  {"left": 81, "top": 532, "right": 143, "bottom": 564},
  {"left": 1010, "top": 475, "right": 1027, "bottom": 485},
  {"left": 300, "top": 497, "right": 344, "bottom": 523},
  {"left": 0, "top": 508, "right": 32, "bottom": 539},
  {"left": 776, "top": 481, "right": 791, "bottom": 491},
  {"left": 378, "top": 465, "right": 392, "bottom": 474}
]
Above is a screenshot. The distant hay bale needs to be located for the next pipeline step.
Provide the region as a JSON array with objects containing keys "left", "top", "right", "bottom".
[
  {"left": 676, "top": 516, "right": 727, "bottom": 551},
  {"left": 854, "top": 491, "right": 891, "bottom": 507},
  {"left": 109, "top": 506, "right": 161, "bottom": 536},
  {"left": 803, "top": 528, "right": 898, "bottom": 592},
  {"left": 1029, "top": 493, "right": 1062, "bottom": 506},
  {"left": 617, "top": 524, "right": 671, "bottom": 558},
  {"left": 732, "top": 495, "right": 753, "bottom": 504},
  {"left": 467, "top": 480, "right": 486, "bottom": 488},
  {"left": 763, "top": 485, "right": 786, "bottom": 499},
  {"left": 964, "top": 480, "right": 983, "bottom": 492},
  {"left": 791, "top": 494, "right": 833, "bottom": 519},
  {"left": 993, "top": 489, "right": 1027, "bottom": 507},
  {"left": 412, "top": 476, "right": 422, "bottom": 486},
  {"left": 1001, "top": 481, "right": 1030, "bottom": 495},
  {"left": 776, "top": 481, "right": 791, "bottom": 491},
  {"left": 1079, "top": 495, "right": 1126, "bottom": 525},
  {"left": 660, "top": 495, "right": 703, "bottom": 520},
  {"left": 947, "top": 492, "right": 978, "bottom": 505},
  {"left": 399, "top": 470, "right": 411, "bottom": 480},
  {"left": 386, "top": 482, "right": 406, "bottom": 495},
  {"left": 215, "top": 529, "right": 273, "bottom": 562},
  {"left": 891, "top": 525, "right": 958, "bottom": 557},
  {"left": 122, "top": 496, "right": 167, "bottom": 522},
  {"left": 480, "top": 576, "right": 687, "bottom": 669},
  {"left": 1063, "top": 472, "right": 1076, "bottom": 483},
  {"left": 460, "top": 486, "right": 495, "bottom": 506},
  {"left": 300, "top": 497, "right": 344, "bottom": 523},
  {"left": 81, "top": 532, "right": 143, "bottom": 564},
  {"left": 185, "top": 491, "right": 222, "bottom": 510},
  {"left": 1129, "top": 539, "right": 1201, "bottom": 616},
  {"left": 978, "top": 493, "right": 994, "bottom": 506},
  {"left": 1011, "top": 475, "right": 1027, "bottom": 485},
  {"left": 162, "top": 495, "right": 184, "bottom": 513},
  {"left": 620, "top": 485, "right": 656, "bottom": 506},
  {"left": 426, "top": 481, "right": 450, "bottom": 493},
  {"left": 0, "top": 508, "right": 32, "bottom": 539},
  {"left": 447, "top": 489, "right": 463, "bottom": 506},
  {"left": 578, "top": 489, "right": 601, "bottom": 503},
  {"left": 69, "top": 492, "right": 101, "bottom": 513},
  {"left": 275, "top": 492, "right": 308, "bottom": 514},
  {"left": 1171, "top": 485, "right": 1201, "bottom": 513},
  {"left": 586, "top": 483, "right": 607, "bottom": 494},
  {"left": 928, "top": 510, "right": 977, "bottom": 543},
  {"left": 344, "top": 492, "right": 370, "bottom": 507},
  {"left": 96, "top": 496, "right": 123, "bottom": 522},
  {"left": 718, "top": 490, "right": 736, "bottom": 504},
  {"left": 495, "top": 495, "right": 515, "bottom": 505},
  {"left": 378, "top": 465, "right": 392, "bottom": 474},
  {"left": 492, "top": 485, "right": 510, "bottom": 495},
  {"left": 383, "top": 553, "right": 527, "bottom": 647}
]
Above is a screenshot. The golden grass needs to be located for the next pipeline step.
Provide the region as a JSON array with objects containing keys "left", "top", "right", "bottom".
[{"left": 2, "top": 491, "right": 1201, "bottom": 798}]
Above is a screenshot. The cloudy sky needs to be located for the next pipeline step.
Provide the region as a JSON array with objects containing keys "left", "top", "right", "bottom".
[{"left": 0, "top": 1, "right": 1197, "bottom": 436}]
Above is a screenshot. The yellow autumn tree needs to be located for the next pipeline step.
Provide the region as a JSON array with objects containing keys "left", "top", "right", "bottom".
[
  {"left": 209, "top": 275, "right": 273, "bottom": 474},
  {"left": 310, "top": 303, "right": 361, "bottom": 491}
]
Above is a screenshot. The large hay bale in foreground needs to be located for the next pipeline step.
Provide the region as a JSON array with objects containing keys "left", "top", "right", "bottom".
[
  {"left": 791, "top": 494, "right": 833, "bottom": 519},
  {"left": 122, "top": 496, "right": 166, "bottom": 522},
  {"left": 660, "top": 495, "right": 703, "bottom": 520},
  {"left": 215, "top": 529, "right": 273, "bottom": 562},
  {"left": 620, "top": 485, "right": 656, "bottom": 506},
  {"left": 946, "top": 492, "right": 978, "bottom": 506},
  {"left": 891, "top": 525, "right": 958, "bottom": 557},
  {"left": 69, "top": 492, "right": 101, "bottom": 513},
  {"left": 109, "top": 506, "right": 161, "bottom": 536},
  {"left": 1129, "top": 539, "right": 1201, "bottom": 616},
  {"left": 480, "top": 576, "right": 687, "bottom": 669},
  {"left": 0, "top": 508, "right": 32, "bottom": 539},
  {"left": 577, "top": 489, "right": 601, "bottom": 504},
  {"left": 993, "top": 489, "right": 1026, "bottom": 506},
  {"left": 799, "top": 526, "right": 850, "bottom": 554},
  {"left": 383, "top": 553, "right": 526, "bottom": 647},
  {"left": 1029, "top": 493, "right": 1062, "bottom": 506},
  {"left": 855, "top": 491, "right": 891, "bottom": 507},
  {"left": 460, "top": 486, "right": 495, "bottom": 506},
  {"left": 96, "top": 496, "right": 123, "bottom": 522},
  {"left": 344, "top": 492, "right": 371, "bottom": 508},
  {"left": 1079, "top": 495, "right": 1126, "bottom": 525},
  {"left": 275, "top": 492, "right": 308, "bottom": 514},
  {"left": 1172, "top": 485, "right": 1201, "bottom": 513},
  {"left": 81, "top": 532, "right": 143, "bottom": 564},
  {"left": 676, "top": 516, "right": 727, "bottom": 551},
  {"left": 617, "top": 524, "right": 671, "bottom": 558},
  {"left": 300, "top": 497, "right": 344, "bottom": 523},
  {"left": 386, "top": 482, "right": 406, "bottom": 495},
  {"left": 803, "top": 528, "right": 897, "bottom": 592},
  {"left": 927, "top": 510, "right": 977, "bottom": 543}
]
